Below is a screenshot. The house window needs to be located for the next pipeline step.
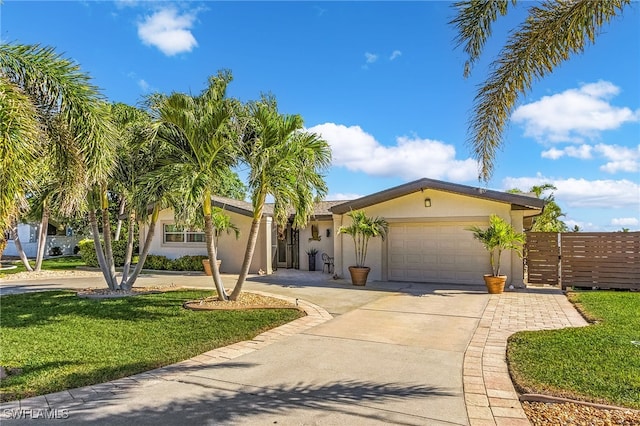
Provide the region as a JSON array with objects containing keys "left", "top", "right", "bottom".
[{"left": 163, "top": 224, "right": 205, "bottom": 244}]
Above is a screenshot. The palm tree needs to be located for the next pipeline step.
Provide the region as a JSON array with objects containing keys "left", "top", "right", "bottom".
[
  {"left": 451, "top": 0, "right": 631, "bottom": 181},
  {"left": 231, "top": 97, "right": 331, "bottom": 300},
  {"left": 149, "top": 70, "right": 238, "bottom": 300},
  {"left": 508, "top": 183, "right": 568, "bottom": 232},
  {"left": 1, "top": 43, "right": 115, "bottom": 267},
  {"left": 338, "top": 210, "right": 389, "bottom": 268}
]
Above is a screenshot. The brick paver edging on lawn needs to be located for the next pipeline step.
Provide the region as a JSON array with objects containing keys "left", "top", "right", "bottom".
[
  {"left": 0, "top": 292, "right": 333, "bottom": 413},
  {"left": 463, "top": 288, "right": 588, "bottom": 426}
]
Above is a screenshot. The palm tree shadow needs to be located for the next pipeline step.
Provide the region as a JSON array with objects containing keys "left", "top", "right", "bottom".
[{"left": 73, "top": 380, "right": 456, "bottom": 425}]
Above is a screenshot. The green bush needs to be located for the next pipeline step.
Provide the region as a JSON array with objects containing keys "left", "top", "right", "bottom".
[
  {"left": 143, "top": 255, "right": 171, "bottom": 271},
  {"left": 78, "top": 240, "right": 207, "bottom": 272},
  {"left": 172, "top": 255, "right": 207, "bottom": 271},
  {"left": 78, "top": 239, "right": 137, "bottom": 267}
]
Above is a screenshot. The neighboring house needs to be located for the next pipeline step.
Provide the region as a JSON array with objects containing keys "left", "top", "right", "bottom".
[
  {"left": 142, "top": 178, "right": 545, "bottom": 286},
  {"left": 3, "top": 222, "right": 81, "bottom": 258}
]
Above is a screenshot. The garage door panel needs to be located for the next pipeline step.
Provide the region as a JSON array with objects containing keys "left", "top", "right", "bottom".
[{"left": 388, "top": 222, "right": 488, "bottom": 285}]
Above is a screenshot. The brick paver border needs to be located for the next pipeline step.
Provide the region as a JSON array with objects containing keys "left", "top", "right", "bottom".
[{"left": 463, "top": 288, "right": 588, "bottom": 426}]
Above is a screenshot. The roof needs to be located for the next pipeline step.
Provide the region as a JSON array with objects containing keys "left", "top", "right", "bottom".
[
  {"left": 211, "top": 196, "right": 273, "bottom": 217},
  {"left": 329, "top": 178, "right": 546, "bottom": 215}
]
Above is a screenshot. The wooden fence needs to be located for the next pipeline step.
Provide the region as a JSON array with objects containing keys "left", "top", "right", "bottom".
[{"left": 525, "top": 232, "right": 640, "bottom": 290}]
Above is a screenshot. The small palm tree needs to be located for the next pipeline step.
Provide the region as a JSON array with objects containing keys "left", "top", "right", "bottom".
[
  {"left": 338, "top": 210, "right": 388, "bottom": 268},
  {"left": 212, "top": 207, "right": 240, "bottom": 249},
  {"left": 467, "top": 214, "right": 525, "bottom": 277}
]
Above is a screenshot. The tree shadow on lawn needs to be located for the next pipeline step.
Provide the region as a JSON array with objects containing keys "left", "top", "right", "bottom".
[
  {"left": 68, "top": 379, "right": 455, "bottom": 425},
  {"left": 0, "top": 290, "right": 232, "bottom": 328}
]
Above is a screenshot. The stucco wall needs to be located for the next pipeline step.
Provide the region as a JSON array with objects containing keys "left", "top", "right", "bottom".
[
  {"left": 142, "top": 208, "right": 270, "bottom": 274},
  {"left": 298, "top": 220, "right": 334, "bottom": 271},
  {"left": 333, "top": 190, "right": 522, "bottom": 283}
]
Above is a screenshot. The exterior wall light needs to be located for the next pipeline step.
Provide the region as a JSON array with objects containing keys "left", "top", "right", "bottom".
[
  {"left": 326, "top": 229, "right": 331, "bottom": 237},
  {"left": 424, "top": 198, "right": 432, "bottom": 207}
]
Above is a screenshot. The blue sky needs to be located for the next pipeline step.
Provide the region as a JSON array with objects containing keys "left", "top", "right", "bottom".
[{"left": 2, "top": 1, "right": 639, "bottom": 231}]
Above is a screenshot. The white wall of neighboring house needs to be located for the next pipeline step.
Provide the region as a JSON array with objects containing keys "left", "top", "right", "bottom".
[
  {"left": 141, "top": 208, "right": 272, "bottom": 274},
  {"left": 3, "top": 223, "right": 81, "bottom": 258}
]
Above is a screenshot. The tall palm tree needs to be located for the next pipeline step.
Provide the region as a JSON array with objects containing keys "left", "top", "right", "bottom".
[
  {"left": 231, "top": 97, "right": 331, "bottom": 300},
  {"left": 0, "top": 43, "right": 115, "bottom": 263},
  {"left": 149, "top": 70, "right": 238, "bottom": 300},
  {"left": 451, "top": 0, "right": 631, "bottom": 181}
]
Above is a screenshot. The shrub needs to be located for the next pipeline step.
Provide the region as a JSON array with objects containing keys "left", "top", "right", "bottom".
[
  {"left": 78, "top": 239, "right": 137, "bottom": 267},
  {"left": 172, "top": 255, "right": 207, "bottom": 271},
  {"left": 49, "top": 247, "right": 63, "bottom": 256},
  {"left": 143, "top": 255, "right": 171, "bottom": 271}
]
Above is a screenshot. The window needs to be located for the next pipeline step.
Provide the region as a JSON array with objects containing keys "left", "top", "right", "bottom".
[{"left": 163, "top": 224, "right": 205, "bottom": 244}]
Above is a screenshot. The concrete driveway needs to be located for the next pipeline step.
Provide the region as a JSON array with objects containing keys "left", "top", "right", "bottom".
[{"left": 1, "top": 270, "right": 490, "bottom": 425}]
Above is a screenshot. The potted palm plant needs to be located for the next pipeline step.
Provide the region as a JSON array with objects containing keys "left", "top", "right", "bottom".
[
  {"left": 203, "top": 208, "right": 240, "bottom": 275},
  {"left": 306, "top": 247, "right": 319, "bottom": 271},
  {"left": 338, "top": 210, "right": 388, "bottom": 286},
  {"left": 467, "top": 214, "right": 525, "bottom": 294}
]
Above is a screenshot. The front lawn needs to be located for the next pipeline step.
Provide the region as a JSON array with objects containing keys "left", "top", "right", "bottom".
[
  {"left": 0, "top": 290, "right": 303, "bottom": 402},
  {"left": 0, "top": 256, "right": 86, "bottom": 277},
  {"left": 507, "top": 291, "right": 640, "bottom": 409}
]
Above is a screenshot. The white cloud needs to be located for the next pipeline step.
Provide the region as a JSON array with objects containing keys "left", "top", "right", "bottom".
[
  {"left": 389, "top": 50, "right": 402, "bottom": 60},
  {"left": 541, "top": 144, "right": 592, "bottom": 160},
  {"left": 611, "top": 217, "right": 639, "bottom": 226},
  {"left": 595, "top": 144, "right": 640, "bottom": 173},
  {"left": 138, "top": 79, "right": 150, "bottom": 92},
  {"left": 328, "top": 192, "right": 364, "bottom": 201},
  {"left": 512, "top": 81, "right": 639, "bottom": 143},
  {"left": 364, "top": 52, "right": 378, "bottom": 64},
  {"left": 308, "top": 123, "right": 478, "bottom": 182},
  {"left": 502, "top": 175, "right": 640, "bottom": 209},
  {"left": 138, "top": 8, "right": 198, "bottom": 56}
]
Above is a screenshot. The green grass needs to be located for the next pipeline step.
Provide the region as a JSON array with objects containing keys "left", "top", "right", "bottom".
[
  {"left": 0, "top": 290, "right": 303, "bottom": 402},
  {"left": 0, "top": 256, "right": 86, "bottom": 276},
  {"left": 507, "top": 291, "right": 640, "bottom": 409}
]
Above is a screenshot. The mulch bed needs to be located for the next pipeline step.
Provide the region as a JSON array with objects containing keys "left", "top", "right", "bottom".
[
  {"left": 183, "top": 292, "right": 300, "bottom": 311},
  {"left": 523, "top": 401, "right": 640, "bottom": 425}
]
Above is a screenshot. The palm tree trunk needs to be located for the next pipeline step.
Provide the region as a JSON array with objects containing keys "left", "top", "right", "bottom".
[
  {"left": 89, "top": 205, "right": 117, "bottom": 289},
  {"left": 34, "top": 201, "right": 50, "bottom": 271},
  {"left": 114, "top": 197, "right": 126, "bottom": 241},
  {"left": 10, "top": 220, "right": 33, "bottom": 271},
  {"left": 99, "top": 185, "right": 118, "bottom": 288},
  {"left": 230, "top": 199, "right": 264, "bottom": 300},
  {"left": 120, "top": 212, "right": 135, "bottom": 286},
  {"left": 122, "top": 208, "right": 159, "bottom": 290},
  {"left": 203, "top": 193, "right": 228, "bottom": 300}
]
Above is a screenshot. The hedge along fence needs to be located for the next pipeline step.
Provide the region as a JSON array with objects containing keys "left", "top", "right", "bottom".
[{"left": 78, "top": 240, "right": 206, "bottom": 271}]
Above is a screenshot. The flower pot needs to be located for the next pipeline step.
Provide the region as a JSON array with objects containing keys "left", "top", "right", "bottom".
[
  {"left": 202, "top": 259, "right": 222, "bottom": 276},
  {"left": 348, "top": 266, "right": 370, "bottom": 286},
  {"left": 308, "top": 253, "right": 317, "bottom": 271},
  {"left": 483, "top": 275, "right": 507, "bottom": 294}
]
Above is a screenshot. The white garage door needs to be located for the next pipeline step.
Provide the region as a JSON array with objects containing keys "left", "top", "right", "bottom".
[{"left": 388, "top": 222, "right": 489, "bottom": 284}]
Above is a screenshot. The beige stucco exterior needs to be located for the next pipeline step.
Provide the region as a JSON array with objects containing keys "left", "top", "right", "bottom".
[
  {"left": 141, "top": 180, "right": 539, "bottom": 286},
  {"left": 140, "top": 208, "right": 272, "bottom": 275},
  {"left": 332, "top": 189, "right": 527, "bottom": 286}
]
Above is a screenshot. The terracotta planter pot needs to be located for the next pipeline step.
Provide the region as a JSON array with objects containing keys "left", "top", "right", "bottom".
[
  {"left": 348, "top": 266, "right": 370, "bottom": 286},
  {"left": 483, "top": 275, "right": 507, "bottom": 294},
  {"left": 202, "top": 259, "right": 222, "bottom": 276}
]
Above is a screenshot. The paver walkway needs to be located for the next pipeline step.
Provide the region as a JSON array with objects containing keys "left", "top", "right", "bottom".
[{"left": 463, "top": 288, "right": 588, "bottom": 426}]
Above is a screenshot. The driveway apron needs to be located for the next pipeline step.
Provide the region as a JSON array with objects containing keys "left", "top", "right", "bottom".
[{"left": 1, "top": 273, "right": 490, "bottom": 425}]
